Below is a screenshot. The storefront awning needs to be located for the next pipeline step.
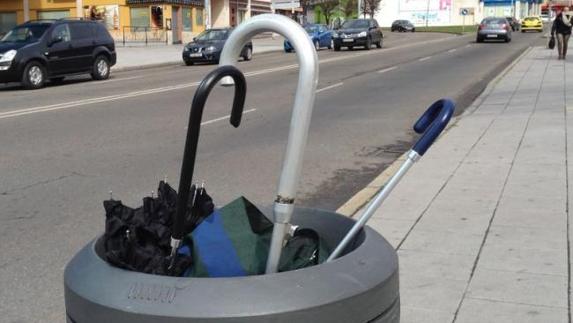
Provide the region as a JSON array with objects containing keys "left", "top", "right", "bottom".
[{"left": 126, "top": 0, "right": 204, "bottom": 7}]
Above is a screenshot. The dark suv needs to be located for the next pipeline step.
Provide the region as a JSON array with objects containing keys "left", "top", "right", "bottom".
[
  {"left": 332, "top": 19, "right": 383, "bottom": 51},
  {"left": 0, "top": 19, "right": 116, "bottom": 89}
]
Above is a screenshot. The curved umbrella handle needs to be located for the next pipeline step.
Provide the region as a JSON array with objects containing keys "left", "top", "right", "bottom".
[
  {"left": 327, "top": 98, "right": 455, "bottom": 262},
  {"left": 172, "top": 65, "right": 247, "bottom": 241},
  {"left": 412, "top": 98, "right": 455, "bottom": 156}
]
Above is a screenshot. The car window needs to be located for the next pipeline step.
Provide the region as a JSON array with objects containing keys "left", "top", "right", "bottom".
[
  {"left": 196, "top": 29, "right": 229, "bottom": 41},
  {"left": 52, "top": 24, "right": 71, "bottom": 42},
  {"left": 342, "top": 19, "right": 369, "bottom": 29},
  {"left": 0, "top": 24, "right": 50, "bottom": 43},
  {"left": 70, "top": 23, "right": 94, "bottom": 40},
  {"left": 95, "top": 23, "right": 111, "bottom": 40}
]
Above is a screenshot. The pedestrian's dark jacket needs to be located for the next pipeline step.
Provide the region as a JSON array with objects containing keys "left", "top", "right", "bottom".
[{"left": 552, "top": 13, "right": 573, "bottom": 35}]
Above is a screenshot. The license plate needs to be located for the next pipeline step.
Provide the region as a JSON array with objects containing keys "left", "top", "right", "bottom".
[
  {"left": 486, "top": 34, "right": 497, "bottom": 38},
  {"left": 189, "top": 53, "right": 202, "bottom": 57},
  {"left": 343, "top": 38, "right": 354, "bottom": 42}
]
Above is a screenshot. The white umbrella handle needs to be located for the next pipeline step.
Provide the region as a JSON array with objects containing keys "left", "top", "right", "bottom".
[{"left": 219, "top": 14, "right": 319, "bottom": 274}]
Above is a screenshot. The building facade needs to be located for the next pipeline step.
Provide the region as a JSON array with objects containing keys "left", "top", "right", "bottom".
[
  {"left": 375, "top": 0, "right": 543, "bottom": 27},
  {"left": 0, "top": 0, "right": 207, "bottom": 43}
]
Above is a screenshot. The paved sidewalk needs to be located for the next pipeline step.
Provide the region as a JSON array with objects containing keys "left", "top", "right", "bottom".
[
  {"left": 367, "top": 46, "right": 570, "bottom": 322},
  {"left": 113, "top": 36, "right": 284, "bottom": 71}
]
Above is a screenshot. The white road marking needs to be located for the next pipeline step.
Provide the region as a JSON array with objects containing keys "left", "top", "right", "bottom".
[
  {"left": 418, "top": 56, "right": 432, "bottom": 62},
  {"left": 465, "top": 44, "right": 472, "bottom": 48},
  {"left": 200, "top": 108, "right": 257, "bottom": 126},
  {"left": 316, "top": 82, "right": 343, "bottom": 93},
  {"left": 378, "top": 66, "right": 398, "bottom": 74},
  {"left": 447, "top": 48, "right": 457, "bottom": 53},
  {"left": 98, "top": 76, "right": 143, "bottom": 83},
  {"left": 0, "top": 81, "right": 202, "bottom": 120},
  {"left": 0, "top": 35, "right": 470, "bottom": 121}
]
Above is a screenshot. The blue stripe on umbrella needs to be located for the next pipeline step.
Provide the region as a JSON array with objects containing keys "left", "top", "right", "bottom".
[{"left": 191, "top": 211, "right": 247, "bottom": 277}]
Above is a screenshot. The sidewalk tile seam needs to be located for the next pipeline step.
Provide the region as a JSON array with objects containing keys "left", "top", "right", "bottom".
[
  {"left": 563, "top": 54, "right": 572, "bottom": 323},
  {"left": 452, "top": 47, "right": 552, "bottom": 323},
  {"left": 465, "top": 296, "right": 569, "bottom": 310},
  {"left": 476, "top": 266, "right": 568, "bottom": 278}
]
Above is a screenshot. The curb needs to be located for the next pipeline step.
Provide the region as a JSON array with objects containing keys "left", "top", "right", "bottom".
[
  {"left": 112, "top": 48, "right": 284, "bottom": 73},
  {"left": 336, "top": 46, "right": 533, "bottom": 217}
]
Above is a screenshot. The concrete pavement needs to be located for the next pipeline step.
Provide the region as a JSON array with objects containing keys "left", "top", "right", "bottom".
[
  {"left": 113, "top": 36, "right": 285, "bottom": 71},
  {"left": 365, "top": 46, "right": 570, "bottom": 322}
]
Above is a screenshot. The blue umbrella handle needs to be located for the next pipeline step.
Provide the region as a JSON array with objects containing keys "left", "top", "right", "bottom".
[{"left": 412, "top": 98, "right": 455, "bottom": 156}]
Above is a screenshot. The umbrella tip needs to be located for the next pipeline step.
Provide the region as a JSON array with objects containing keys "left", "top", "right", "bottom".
[
  {"left": 109, "top": 190, "right": 113, "bottom": 200},
  {"left": 164, "top": 175, "right": 168, "bottom": 183},
  {"left": 151, "top": 190, "right": 155, "bottom": 198}
]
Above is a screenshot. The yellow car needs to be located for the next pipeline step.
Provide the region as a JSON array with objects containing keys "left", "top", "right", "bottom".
[{"left": 521, "top": 16, "right": 544, "bottom": 32}]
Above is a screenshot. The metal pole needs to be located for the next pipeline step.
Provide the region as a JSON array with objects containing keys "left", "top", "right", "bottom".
[
  {"left": 327, "top": 150, "right": 420, "bottom": 262},
  {"left": 23, "top": 0, "right": 30, "bottom": 22},
  {"left": 426, "top": 0, "right": 431, "bottom": 28},
  {"left": 358, "top": 0, "right": 361, "bottom": 18},
  {"left": 219, "top": 14, "right": 318, "bottom": 274},
  {"left": 76, "top": 0, "right": 83, "bottom": 18}
]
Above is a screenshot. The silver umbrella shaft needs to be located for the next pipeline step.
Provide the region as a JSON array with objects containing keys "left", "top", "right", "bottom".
[{"left": 327, "top": 150, "right": 421, "bottom": 262}]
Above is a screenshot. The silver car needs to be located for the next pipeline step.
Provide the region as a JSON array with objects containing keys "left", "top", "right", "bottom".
[{"left": 477, "top": 17, "right": 512, "bottom": 43}]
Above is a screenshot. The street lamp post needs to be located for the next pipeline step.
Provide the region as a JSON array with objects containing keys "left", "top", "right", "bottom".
[
  {"left": 23, "top": 0, "right": 30, "bottom": 21},
  {"left": 425, "top": 0, "right": 430, "bottom": 28}
]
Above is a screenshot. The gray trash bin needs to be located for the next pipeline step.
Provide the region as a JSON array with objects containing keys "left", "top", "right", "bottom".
[{"left": 64, "top": 208, "right": 399, "bottom": 323}]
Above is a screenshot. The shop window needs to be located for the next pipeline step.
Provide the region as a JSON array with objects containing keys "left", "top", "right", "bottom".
[
  {"left": 0, "top": 12, "right": 17, "bottom": 35},
  {"left": 182, "top": 8, "right": 192, "bottom": 31},
  {"left": 130, "top": 7, "right": 150, "bottom": 27},
  {"left": 151, "top": 6, "right": 163, "bottom": 28},
  {"left": 196, "top": 8, "right": 204, "bottom": 26},
  {"left": 38, "top": 10, "right": 70, "bottom": 20}
]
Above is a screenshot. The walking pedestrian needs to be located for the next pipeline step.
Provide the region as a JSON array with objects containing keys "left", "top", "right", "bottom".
[{"left": 552, "top": 7, "right": 573, "bottom": 59}]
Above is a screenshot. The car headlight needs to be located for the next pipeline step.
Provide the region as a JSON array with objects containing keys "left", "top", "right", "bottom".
[
  {"left": 332, "top": 33, "right": 339, "bottom": 38},
  {"left": 205, "top": 46, "right": 217, "bottom": 52},
  {"left": 184, "top": 46, "right": 190, "bottom": 52},
  {"left": 0, "top": 49, "right": 17, "bottom": 63},
  {"left": 358, "top": 31, "right": 367, "bottom": 37}
]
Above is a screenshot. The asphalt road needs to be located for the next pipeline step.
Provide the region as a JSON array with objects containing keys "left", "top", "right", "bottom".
[{"left": 0, "top": 30, "right": 545, "bottom": 322}]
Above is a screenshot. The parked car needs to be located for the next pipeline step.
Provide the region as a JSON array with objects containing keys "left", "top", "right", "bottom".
[
  {"left": 391, "top": 20, "right": 415, "bottom": 32},
  {"left": 521, "top": 16, "right": 543, "bottom": 32},
  {"left": 332, "top": 18, "right": 383, "bottom": 51},
  {"left": 505, "top": 17, "right": 520, "bottom": 31},
  {"left": 476, "top": 17, "right": 512, "bottom": 43},
  {"left": 0, "top": 19, "right": 116, "bottom": 89},
  {"left": 284, "top": 24, "right": 332, "bottom": 52},
  {"left": 182, "top": 28, "right": 252, "bottom": 65}
]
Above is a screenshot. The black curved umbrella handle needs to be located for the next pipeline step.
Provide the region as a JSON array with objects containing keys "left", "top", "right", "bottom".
[
  {"left": 172, "top": 65, "right": 247, "bottom": 240},
  {"left": 412, "top": 98, "right": 455, "bottom": 156}
]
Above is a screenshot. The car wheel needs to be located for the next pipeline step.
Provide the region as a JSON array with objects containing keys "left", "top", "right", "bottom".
[
  {"left": 334, "top": 44, "right": 341, "bottom": 51},
  {"left": 22, "top": 61, "right": 46, "bottom": 90},
  {"left": 476, "top": 37, "right": 483, "bottom": 43},
  {"left": 185, "top": 60, "right": 194, "bottom": 66},
  {"left": 243, "top": 47, "right": 252, "bottom": 61},
  {"left": 521, "top": 30, "right": 525, "bottom": 33},
  {"left": 365, "top": 37, "right": 371, "bottom": 50},
  {"left": 412, "top": 28, "right": 416, "bottom": 32},
  {"left": 348, "top": 46, "right": 353, "bottom": 50},
  {"left": 91, "top": 55, "right": 110, "bottom": 81},
  {"left": 505, "top": 37, "right": 511, "bottom": 43},
  {"left": 314, "top": 40, "right": 320, "bottom": 51}
]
